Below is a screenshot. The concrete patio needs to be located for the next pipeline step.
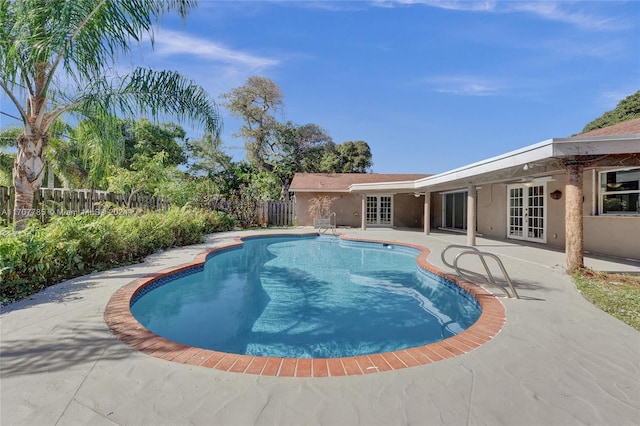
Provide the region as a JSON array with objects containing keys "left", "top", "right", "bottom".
[{"left": 1, "top": 228, "right": 639, "bottom": 425}]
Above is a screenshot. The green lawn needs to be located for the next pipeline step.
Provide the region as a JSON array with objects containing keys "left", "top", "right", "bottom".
[{"left": 574, "top": 270, "right": 640, "bottom": 331}]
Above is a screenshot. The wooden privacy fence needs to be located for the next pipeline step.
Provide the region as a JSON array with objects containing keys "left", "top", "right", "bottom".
[
  {"left": 258, "top": 200, "right": 296, "bottom": 227},
  {"left": 0, "top": 186, "right": 170, "bottom": 225}
]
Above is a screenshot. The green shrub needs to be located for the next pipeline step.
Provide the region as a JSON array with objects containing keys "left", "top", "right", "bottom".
[{"left": 0, "top": 208, "right": 236, "bottom": 304}]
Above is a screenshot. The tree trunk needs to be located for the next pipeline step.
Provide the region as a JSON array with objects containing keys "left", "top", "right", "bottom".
[
  {"left": 281, "top": 178, "right": 291, "bottom": 201},
  {"left": 13, "top": 132, "right": 47, "bottom": 229},
  {"left": 565, "top": 161, "right": 584, "bottom": 273}
]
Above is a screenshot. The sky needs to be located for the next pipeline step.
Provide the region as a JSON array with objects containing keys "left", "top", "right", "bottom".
[{"left": 2, "top": 1, "right": 639, "bottom": 174}]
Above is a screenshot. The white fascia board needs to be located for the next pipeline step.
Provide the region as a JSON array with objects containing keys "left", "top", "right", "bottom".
[
  {"left": 413, "top": 139, "right": 555, "bottom": 189},
  {"left": 551, "top": 135, "right": 640, "bottom": 156},
  {"left": 348, "top": 180, "right": 418, "bottom": 193},
  {"left": 347, "top": 134, "right": 639, "bottom": 194}
]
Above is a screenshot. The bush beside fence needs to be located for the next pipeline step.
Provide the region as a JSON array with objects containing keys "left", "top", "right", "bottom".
[
  {"left": 1, "top": 186, "right": 297, "bottom": 229},
  {"left": 0, "top": 186, "right": 170, "bottom": 225}
]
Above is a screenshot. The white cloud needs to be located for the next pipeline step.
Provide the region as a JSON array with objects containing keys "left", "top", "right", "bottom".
[
  {"left": 422, "top": 75, "right": 501, "bottom": 96},
  {"left": 390, "top": 0, "right": 497, "bottom": 12},
  {"left": 374, "top": 0, "right": 625, "bottom": 31},
  {"left": 506, "top": 2, "right": 619, "bottom": 32},
  {"left": 151, "top": 30, "right": 279, "bottom": 69}
]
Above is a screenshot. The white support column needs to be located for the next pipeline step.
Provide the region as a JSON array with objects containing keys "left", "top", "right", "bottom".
[
  {"left": 361, "top": 194, "right": 367, "bottom": 230},
  {"left": 467, "top": 185, "right": 476, "bottom": 246},
  {"left": 423, "top": 191, "right": 431, "bottom": 235}
]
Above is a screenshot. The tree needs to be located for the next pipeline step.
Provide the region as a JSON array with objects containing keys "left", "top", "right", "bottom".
[
  {"left": 220, "top": 76, "right": 283, "bottom": 171},
  {"left": 46, "top": 123, "right": 91, "bottom": 189},
  {"left": 269, "top": 121, "right": 333, "bottom": 200},
  {"left": 122, "top": 118, "right": 188, "bottom": 169},
  {"left": 0, "top": 127, "right": 20, "bottom": 187},
  {"left": 1, "top": 0, "right": 221, "bottom": 228},
  {"left": 107, "top": 152, "right": 173, "bottom": 207},
  {"left": 185, "top": 133, "right": 232, "bottom": 177},
  {"left": 319, "top": 140, "right": 373, "bottom": 173},
  {"left": 581, "top": 91, "right": 640, "bottom": 133}
]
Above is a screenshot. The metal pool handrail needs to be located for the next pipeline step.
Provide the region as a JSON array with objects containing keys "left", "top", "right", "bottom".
[{"left": 441, "top": 244, "right": 520, "bottom": 299}]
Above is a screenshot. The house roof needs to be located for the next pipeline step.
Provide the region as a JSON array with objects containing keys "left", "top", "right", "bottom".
[
  {"left": 349, "top": 120, "right": 640, "bottom": 193},
  {"left": 290, "top": 173, "right": 431, "bottom": 192},
  {"left": 574, "top": 117, "right": 640, "bottom": 137}
]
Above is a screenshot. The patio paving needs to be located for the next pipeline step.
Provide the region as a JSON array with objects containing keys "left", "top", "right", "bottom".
[{"left": 1, "top": 228, "right": 639, "bottom": 425}]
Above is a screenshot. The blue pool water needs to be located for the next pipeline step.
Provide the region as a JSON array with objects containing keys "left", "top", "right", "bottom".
[{"left": 131, "top": 235, "right": 481, "bottom": 358}]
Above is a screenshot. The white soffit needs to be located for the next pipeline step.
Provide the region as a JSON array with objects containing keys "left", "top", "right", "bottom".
[
  {"left": 552, "top": 135, "right": 640, "bottom": 156},
  {"left": 348, "top": 180, "right": 417, "bottom": 192},
  {"left": 349, "top": 134, "right": 640, "bottom": 193},
  {"left": 412, "top": 139, "right": 556, "bottom": 189}
]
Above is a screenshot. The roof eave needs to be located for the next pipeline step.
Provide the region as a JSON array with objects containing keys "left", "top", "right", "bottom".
[
  {"left": 289, "top": 188, "right": 348, "bottom": 193},
  {"left": 413, "top": 139, "right": 556, "bottom": 189},
  {"left": 349, "top": 180, "right": 418, "bottom": 193},
  {"left": 552, "top": 135, "right": 640, "bottom": 157}
]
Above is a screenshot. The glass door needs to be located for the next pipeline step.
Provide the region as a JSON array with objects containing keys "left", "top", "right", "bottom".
[
  {"left": 442, "top": 191, "right": 467, "bottom": 231},
  {"left": 366, "top": 195, "right": 393, "bottom": 226},
  {"left": 507, "top": 184, "right": 546, "bottom": 243}
]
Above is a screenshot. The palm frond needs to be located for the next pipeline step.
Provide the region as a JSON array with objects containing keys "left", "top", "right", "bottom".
[{"left": 73, "top": 67, "right": 221, "bottom": 137}]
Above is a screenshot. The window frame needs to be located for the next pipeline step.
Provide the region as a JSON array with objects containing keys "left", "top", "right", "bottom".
[{"left": 598, "top": 167, "right": 640, "bottom": 216}]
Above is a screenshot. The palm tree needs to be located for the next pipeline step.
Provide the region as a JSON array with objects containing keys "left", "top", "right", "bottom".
[
  {"left": 0, "top": 0, "right": 221, "bottom": 228},
  {"left": 0, "top": 127, "right": 19, "bottom": 187}
]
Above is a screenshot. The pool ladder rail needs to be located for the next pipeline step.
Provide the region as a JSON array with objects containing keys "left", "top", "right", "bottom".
[
  {"left": 315, "top": 212, "right": 337, "bottom": 235},
  {"left": 441, "top": 244, "right": 520, "bottom": 299}
]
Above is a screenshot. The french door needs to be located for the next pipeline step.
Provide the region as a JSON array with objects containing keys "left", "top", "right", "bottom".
[
  {"left": 507, "top": 184, "right": 546, "bottom": 243},
  {"left": 366, "top": 195, "right": 392, "bottom": 225}
]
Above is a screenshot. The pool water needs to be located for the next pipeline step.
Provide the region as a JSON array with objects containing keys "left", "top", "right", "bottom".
[{"left": 131, "top": 235, "right": 481, "bottom": 358}]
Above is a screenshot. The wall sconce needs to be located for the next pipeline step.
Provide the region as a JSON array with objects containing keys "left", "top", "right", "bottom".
[
  {"left": 550, "top": 190, "right": 562, "bottom": 200},
  {"left": 414, "top": 193, "right": 421, "bottom": 198}
]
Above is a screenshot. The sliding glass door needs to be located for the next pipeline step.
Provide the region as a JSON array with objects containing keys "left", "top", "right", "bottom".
[{"left": 442, "top": 191, "right": 467, "bottom": 231}]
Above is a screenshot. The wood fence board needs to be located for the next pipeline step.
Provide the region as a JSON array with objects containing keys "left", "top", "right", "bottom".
[{"left": 0, "top": 186, "right": 170, "bottom": 225}]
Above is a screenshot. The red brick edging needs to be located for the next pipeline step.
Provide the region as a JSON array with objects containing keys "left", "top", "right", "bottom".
[{"left": 104, "top": 233, "right": 505, "bottom": 377}]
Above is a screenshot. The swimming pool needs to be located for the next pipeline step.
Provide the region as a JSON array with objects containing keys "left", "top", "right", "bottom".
[
  {"left": 104, "top": 231, "right": 506, "bottom": 377},
  {"left": 130, "top": 235, "right": 480, "bottom": 358}
]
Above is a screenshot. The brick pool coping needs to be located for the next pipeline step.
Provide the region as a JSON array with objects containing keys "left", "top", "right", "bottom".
[{"left": 104, "top": 233, "right": 506, "bottom": 377}]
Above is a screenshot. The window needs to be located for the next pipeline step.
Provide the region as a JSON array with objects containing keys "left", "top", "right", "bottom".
[{"left": 599, "top": 168, "right": 640, "bottom": 215}]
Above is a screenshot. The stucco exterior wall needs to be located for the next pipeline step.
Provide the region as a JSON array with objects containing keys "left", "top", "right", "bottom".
[
  {"left": 431, "top": 193, "right": 443, "bottom": 229},
  {"left": 294, "top": 192, "right": 362, "bottom": 227},
  {"left": 394, "top": 193, "right": 423, "bottom": 228},
  {"left": 294, "top": 192, "right": 424, "bottom": 228},
  {"left": 543, "top": 174, "right": 567, "bottom": 249},
  {"left": 439, "top": 170, "right": 638, "bottom": 259},
  {"left": 295, "top": 166, "right": 639, "bottom": 259},
  {"left": 584, "top": 216, "right": 640, "bottom": 260},
  {"left": 476, "top": 185, "right": 507, "bottom": 240}
]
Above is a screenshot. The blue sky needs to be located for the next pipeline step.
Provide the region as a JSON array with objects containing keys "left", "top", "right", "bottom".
[{"left": 3, "top": 1, "right": 639, "bottom": 174}]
